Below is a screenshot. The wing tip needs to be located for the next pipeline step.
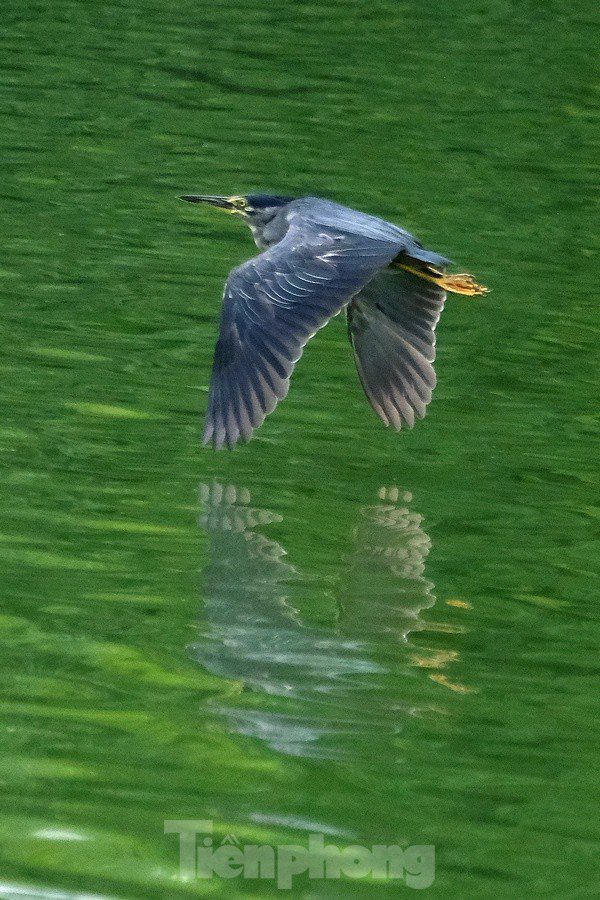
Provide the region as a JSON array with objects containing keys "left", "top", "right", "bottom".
[
  {"left": 203, "top": 420, "right": 255, "bottom": 450},
  {"left": 202, "top": 431, "right": 239, "bottom": 451}
]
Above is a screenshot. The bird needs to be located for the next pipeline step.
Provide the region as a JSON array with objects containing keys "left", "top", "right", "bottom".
[{"left": 180, "top": 193, "right": 488, "bottom": 449}]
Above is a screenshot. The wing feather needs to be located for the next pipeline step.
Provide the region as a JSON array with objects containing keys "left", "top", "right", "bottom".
[
  {"left": 347, "top": 268, "right": 446, "bottom": 430},
  {"left": 204, "top": 216, "right": 404, "bottom": 447}
]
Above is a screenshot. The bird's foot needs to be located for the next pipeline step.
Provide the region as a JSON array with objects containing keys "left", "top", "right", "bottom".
[
  {"left": 437, "top": 273, "right": 489, "bottom": 296},
  {"left": 397, "top": 263, "right": 489, "bottom": 296}
]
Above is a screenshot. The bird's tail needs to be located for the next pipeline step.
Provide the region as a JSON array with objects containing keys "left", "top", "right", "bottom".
[{"left": 403, "top": 244, "right": 452, "bottom": 271}]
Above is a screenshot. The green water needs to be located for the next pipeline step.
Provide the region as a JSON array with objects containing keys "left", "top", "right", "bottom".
[{"left": 1, "top": 0, "right": 598, "bottom": 895}]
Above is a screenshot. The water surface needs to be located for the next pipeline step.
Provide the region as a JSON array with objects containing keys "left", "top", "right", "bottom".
[{"left": 1, "top": 0, "right": 598, "bottom": 895}]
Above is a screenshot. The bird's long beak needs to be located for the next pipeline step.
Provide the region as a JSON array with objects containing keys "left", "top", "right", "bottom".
[{"left": 179, "top": 194, "right": 236, "bottom": 211}]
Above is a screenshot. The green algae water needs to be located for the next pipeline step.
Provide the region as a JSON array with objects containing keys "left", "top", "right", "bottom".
[{"left": 1, "top": 0, "right": 598, "bottom": 895}]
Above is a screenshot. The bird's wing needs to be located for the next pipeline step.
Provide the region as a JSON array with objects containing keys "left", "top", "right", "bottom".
[
  {"left": 204, "top": 217, "right": 403, "bottom": 448},
  {"left": 347, "top": 267, "right": 446, "bottom": 429}
]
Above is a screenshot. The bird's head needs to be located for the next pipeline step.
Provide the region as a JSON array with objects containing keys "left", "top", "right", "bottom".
[{"left": 180, "top": 193, "right": 294, "bottom": 246}]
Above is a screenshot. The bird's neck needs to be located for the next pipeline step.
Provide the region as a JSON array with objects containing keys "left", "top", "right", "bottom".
[
  {"left": 248, "top": 222, "right": 270, "bottom": 250},
  {"left": 246, "top": 214, "right": 289, "bottom": 250}
]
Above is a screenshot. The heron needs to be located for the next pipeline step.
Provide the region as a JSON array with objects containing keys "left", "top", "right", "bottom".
[{"left": 180, "top": 193, "right": 487, "bottom": 449}]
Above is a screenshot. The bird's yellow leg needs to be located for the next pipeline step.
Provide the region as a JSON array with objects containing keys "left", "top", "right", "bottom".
[{"left": 397, "top": 263, "right": 489, "bottom": 296}]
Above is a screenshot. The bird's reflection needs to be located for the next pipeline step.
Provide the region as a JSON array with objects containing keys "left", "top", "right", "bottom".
[
  {"left": 190, "top": 483, "right": 464, "bottom": 761},
  {"left": 339, "top": 486, "right": 435, "bottom": 644}
]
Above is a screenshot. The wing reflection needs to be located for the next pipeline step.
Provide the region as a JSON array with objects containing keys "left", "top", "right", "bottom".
[
  {"left": 340, "top": 486, "right": 435, "bottom": 644},
  {"left": 190, "top": 483, "right": 462, "bottom": 760}
]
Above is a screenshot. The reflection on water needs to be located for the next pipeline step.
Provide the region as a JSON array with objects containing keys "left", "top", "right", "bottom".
[
  {"left": 191, "top": 484, "right": 463, "bottom": 761},
  {"left": 0, "top": 0, "right": 596, "bottom": 891}
]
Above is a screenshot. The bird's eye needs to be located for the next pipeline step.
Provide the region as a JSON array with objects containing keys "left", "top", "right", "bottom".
[{"left": 231, "top": 197, "right": 248, "bottom": 210}]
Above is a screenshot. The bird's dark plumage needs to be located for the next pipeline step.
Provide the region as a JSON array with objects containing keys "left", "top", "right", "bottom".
[
  {"left": 181, "top": 195, "right": 486, "bottom": 448},
  {"left": 347, "top": 269, "right": 445, "bottom": 429}
]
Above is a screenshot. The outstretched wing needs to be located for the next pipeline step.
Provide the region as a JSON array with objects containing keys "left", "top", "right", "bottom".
[
  {"left": 204, "top": 216, "right": 404, "bottom": 448},
  {"left": 347, "top": 267, "right": 446, "bottom": 429}
]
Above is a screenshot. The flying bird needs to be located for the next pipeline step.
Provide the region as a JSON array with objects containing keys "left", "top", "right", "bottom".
[{"left": 180, "top": 193, "right": 487, "bottom": 449}]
